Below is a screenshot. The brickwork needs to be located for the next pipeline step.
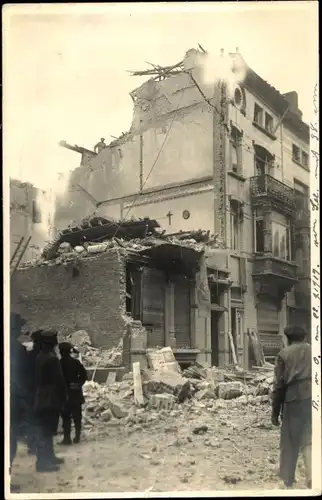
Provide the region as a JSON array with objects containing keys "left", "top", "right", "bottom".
[{"left": 11, "top": 249, "right": 128, "bottom": 350}]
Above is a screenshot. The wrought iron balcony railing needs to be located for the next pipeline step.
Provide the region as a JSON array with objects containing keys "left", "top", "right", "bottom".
[{"left": 250, "top": 174, "right": 296, "bottom": 213}]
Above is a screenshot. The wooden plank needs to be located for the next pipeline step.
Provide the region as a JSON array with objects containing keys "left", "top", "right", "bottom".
[
  {"left": 248, "top": 330, "right": 264, "bottom": 367},
  {"left": 106, "top": 371, "right": 116, "bottom": 385},
  {"left": 132, "top": 362, "right": 144, "bottom": 407},
  {"left": 91, "top": 359, "right": 100, "bottom": 381},
  {"left": 228, "top": 330, "right": 238, "bottom": 366}
]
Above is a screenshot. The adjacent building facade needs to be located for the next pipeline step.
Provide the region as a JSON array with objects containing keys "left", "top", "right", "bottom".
[
  {"left": 10, "top": 179, "right": 52, "bottom": 263},
  {"left": 52, "top": 48, "right": 310, "bottom": 368}
]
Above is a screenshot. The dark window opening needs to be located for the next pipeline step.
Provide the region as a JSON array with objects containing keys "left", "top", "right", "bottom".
[
  {"left": 292, "top": 144, "right": 301, "bottom": 163},
  {"left": 254, "top": 104, "right": 263, "bottom": 126},
  {"left": 32, "top": 200, "right": 42, "bottom": 224},
  {"left": 265, "top": 112, "right": 273, "bottom": 133},
  {"left": 302, "top": 151, "right": 309, "bottom": 168},
  {"left": 234, "top": 88, "right": 242, "bottom": 106},
  {"left": 255, "top": 219, "right": 264, "bottom": 252},
  {"left": 211, "top": 287, "right": 221, "bottom": 305},
  {"left": 126, "top": 267, "right": 132, "bottom": 314},
  {"left": 230, "top": 126, "right": 243, "bottom": 174},
  {"left": 126, "top": 264, "right": 143, "bottom": 320}
]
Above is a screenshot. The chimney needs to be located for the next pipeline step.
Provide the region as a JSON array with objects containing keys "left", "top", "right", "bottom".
[
  {"left": 283, "top": 91, "right": 303, "bottom": 119},
  {"left": 184, "top": 48, "right": 200, "bottom": 71}
]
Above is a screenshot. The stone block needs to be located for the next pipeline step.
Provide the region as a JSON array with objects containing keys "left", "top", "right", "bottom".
[
  {"left": 148, "top": 393, "right": 176, "bottom": 411},
  {"left": 217, "top": 381, "right": 245, "bottom": 400},
  {"left": 101, "top": 409, "right": 113, "bottom": 421},
  {"left": 106, "top": 396, "right": 129, "bottom": 419}
]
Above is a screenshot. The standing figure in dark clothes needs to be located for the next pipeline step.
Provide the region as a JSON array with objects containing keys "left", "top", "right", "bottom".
[
  {"left": 23, "top": 330, "right": 44, "bottom": 455},
  {"left": 59, "top": 342, "right": 87, "bottom": 445},
  {"left": 271, "top": 325, "right": 312, "bottom": 489},
  {"left": 34, "top": 330, "right": 68, "bottom": 472},
  {"left": 10, "top": 314, "right": 29, "bottom": 476}
]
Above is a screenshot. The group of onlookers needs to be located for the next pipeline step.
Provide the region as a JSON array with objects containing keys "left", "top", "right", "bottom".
[{"left": 10, "top": 313, "right": 87, "bottom": 483}]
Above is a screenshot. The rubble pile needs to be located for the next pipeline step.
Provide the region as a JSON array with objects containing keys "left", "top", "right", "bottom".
[
  {"left": 64, "top": 330, "right": 123, "bottom": 368},
  {"left": 80, "top": 351, "right": 275, "bottom": 439}
]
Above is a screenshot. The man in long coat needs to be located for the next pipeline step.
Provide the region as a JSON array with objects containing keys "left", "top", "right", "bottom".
[
  {"left": 59, "top": 342, "right": 87, "bottom": 445},
  {"left": 271, "top": 325, "right": 312, "bottom": 489},
  {"left": 34, "top": 330, "right": 68, "bottom": 472},
  {"left": 23, "top": 330, "right": 44, "bottom": 455},
  {"left": 10, "top": 314, "right": 30, "bottom": 467}
]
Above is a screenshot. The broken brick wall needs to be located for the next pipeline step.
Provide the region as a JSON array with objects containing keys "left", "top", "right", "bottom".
[{"left": 11, "top": 249, "right": 127, "bottom": 350}]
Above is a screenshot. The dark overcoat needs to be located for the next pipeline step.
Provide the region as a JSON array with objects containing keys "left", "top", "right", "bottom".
[
  {"left": 60, "top": 356, "right": 87, "bottom": 405},
  {"left": 34, "top": 350, "right": 68, "bottom": 413}
]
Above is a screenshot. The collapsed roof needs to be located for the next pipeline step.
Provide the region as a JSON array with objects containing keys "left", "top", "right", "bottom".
[{"left": 42, "top": 216, "right": 162, "bottom": 260}]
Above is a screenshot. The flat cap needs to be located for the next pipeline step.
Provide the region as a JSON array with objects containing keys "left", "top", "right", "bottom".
[
  {"left": 30, "top": 329, "right": 44, "bottom": 341},
  {"left": 59, "top": 341, "right": 73, "bottom": 352},
  {"left": 41, "top": 330, "right": 58, "bottom": 344}
]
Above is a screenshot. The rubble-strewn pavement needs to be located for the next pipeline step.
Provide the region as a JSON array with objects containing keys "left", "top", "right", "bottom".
[{"left": 11, "top": 362, "right": 308, "bottom": 493}]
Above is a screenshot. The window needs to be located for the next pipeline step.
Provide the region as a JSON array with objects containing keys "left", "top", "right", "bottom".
[
  {"left": 254, "top": 217, "right": 264, "bottom": 253},
  {"left": 254, "top": 145, "right": 274, "bottom": 177},
  {"left": 230, "top": 202, "right": 240, "bottom": 251},
  {"left": 230, "top": 126, "right": 243, "bottom": 173},
  {"left": 272, "top": 221, "right": 291, "bottom": 261},
  {"left": 234, "top": 88, "right": 242, "bottom": 106},
  {"left": 230, "top": 308, "right": 244, "bottom": 362},
  {"left": 231, "top": 144, "right": 238, "bottom": 172},
  {"left": 302, "top": 151, "right": 309, "bottom": 168},
  {"left": 254, "top": 104, "right": 264, "bottom": 127},
  {"left": 294, "top": 180, "right": 309, "bottom": 217},
  {"left": 32, "top": 200, "right": 41, "bottom": 224},
  {"left": 211, "top": 287, "right": 221, "bottom": 305},
  {"left": 292, "top": 144, "right": 301, "bottom": 163},
  {"left": 265, "top": 113, "right": 274, "bottom": 134}
]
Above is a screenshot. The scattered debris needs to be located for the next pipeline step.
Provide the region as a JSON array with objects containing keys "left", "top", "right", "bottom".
[
  {"left": 192, "top": 424, "right": 208, "bottom": 435},
  {"left": 78, "top": 347, "right": 274, "bottom": 440}
]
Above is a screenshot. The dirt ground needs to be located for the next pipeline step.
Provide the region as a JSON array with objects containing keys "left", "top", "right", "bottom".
[{"left": 10, "top": 401, "right": 309, "bottom": 495}]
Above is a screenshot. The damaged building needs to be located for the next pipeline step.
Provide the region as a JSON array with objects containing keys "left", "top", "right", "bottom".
[
  {"left": 10, "top": 179, "right": 51, "bottom": 263},
  {"left": 14, "top": 47, "right": 310, "bottom": 370},
  {"left": 11, "top": 218, "right": 222, "bottom": 368}
]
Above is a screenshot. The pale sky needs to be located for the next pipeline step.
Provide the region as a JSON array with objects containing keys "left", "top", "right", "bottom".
[{"left": 3, "top": 2, "right": 318, "bottom": 190}]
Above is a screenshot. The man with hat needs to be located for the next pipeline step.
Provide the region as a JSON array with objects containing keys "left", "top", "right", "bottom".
[
  {"left": 58, "top": 341, "right": 87, "bottom": 445},
  {"left": 271, "top": 325, "right": 312, "bottom": 489},
  {"left": 34, "top": 330, "right": 68, "bottom": 472}
]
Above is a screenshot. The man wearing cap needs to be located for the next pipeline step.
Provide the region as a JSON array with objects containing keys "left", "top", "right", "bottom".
[
  {"left": 34, "top": 330, "right": 68, "bottom": 472},
  {"left": 59, "top": 342, "right": 87, "bottom": 445},
  {"left": 271, "top": 325, "right": 312, "bottom": 489}
]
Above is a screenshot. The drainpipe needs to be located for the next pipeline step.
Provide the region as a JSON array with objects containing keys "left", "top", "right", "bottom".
[
  {"left": 139, "top": 120, "right": 143, "bottom": 193},
  {"left": 280, "top": 123, "right": 284, "bottom": 182}
]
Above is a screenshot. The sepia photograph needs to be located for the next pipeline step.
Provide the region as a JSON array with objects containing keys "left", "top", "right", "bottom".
[{"left": 3, "top": 2, "right": 320, "bottom": 497}]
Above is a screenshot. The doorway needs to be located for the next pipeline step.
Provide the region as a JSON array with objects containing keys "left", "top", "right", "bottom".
[
  {"left": 211, "top": 311, "right": 220, "bottom": 366},
  {"left": 230, "top": 308, "right": 238, "bottom": 365}
]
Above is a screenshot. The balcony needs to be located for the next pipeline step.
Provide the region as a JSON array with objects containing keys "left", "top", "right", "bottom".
[
  {"left": 250, "top": 174, "right": 296, "bottom": 216},
  {"left": 252, "top": 256, "right": 298, "bottom": 301}
]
